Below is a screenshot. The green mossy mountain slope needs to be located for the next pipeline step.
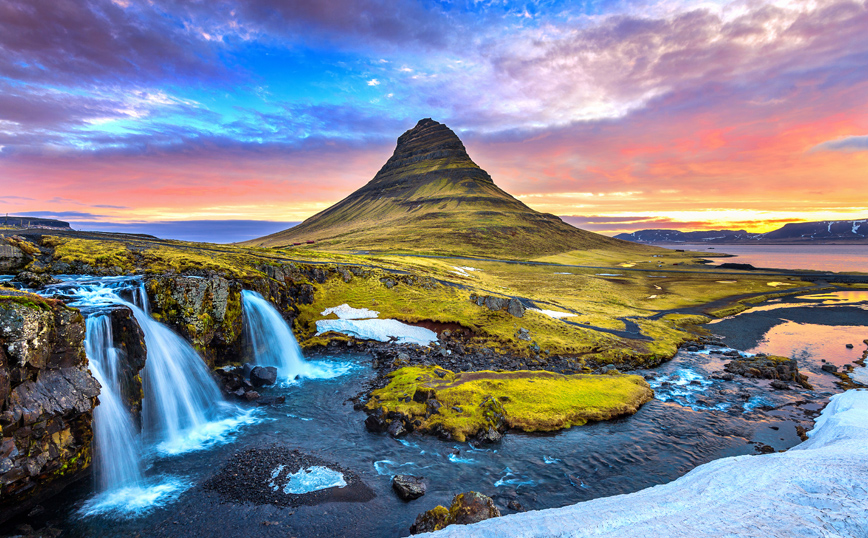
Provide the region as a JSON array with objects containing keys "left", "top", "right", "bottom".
[{"left": 245, "top": 118, "right": 647, "bottom": 259}]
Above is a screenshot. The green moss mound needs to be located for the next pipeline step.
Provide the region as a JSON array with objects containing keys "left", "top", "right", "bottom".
[{"left": 368, "top": 366, "right": 654, "bottom": 441}]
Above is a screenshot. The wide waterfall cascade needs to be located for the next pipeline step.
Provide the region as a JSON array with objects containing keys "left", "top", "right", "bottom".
[
  {"left": 242, "top": 290, "right": 312, "bottom": 380},
  {"left": 84, "top": 316, "right": 144, "bottom": 492},
  {"left": 42, "top": 277, "right": 253, "bottom": 453}
]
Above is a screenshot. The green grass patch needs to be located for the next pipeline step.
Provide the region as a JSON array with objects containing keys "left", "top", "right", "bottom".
[{"left": 367, "top": 366, "right": 653, "bottom": 441}]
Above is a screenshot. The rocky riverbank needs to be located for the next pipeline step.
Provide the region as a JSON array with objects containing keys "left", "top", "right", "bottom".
[{"left": 0, "top": 291, "right": 100, "bottom": 522}]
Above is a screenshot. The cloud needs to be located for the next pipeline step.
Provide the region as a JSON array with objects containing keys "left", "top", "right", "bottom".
[
  {"left": 367, "top": 78, "right": 381, "bottom": 86},
  {"left": 0, "top": 0, "right": 226, "bottom": 86},
  {"left": 812, "top": 135, "right": 868, "bottom": 152}
]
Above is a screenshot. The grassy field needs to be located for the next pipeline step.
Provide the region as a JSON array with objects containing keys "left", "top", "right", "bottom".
[{"left": 7, "top": 232, "right": 823, "bottom": 370}]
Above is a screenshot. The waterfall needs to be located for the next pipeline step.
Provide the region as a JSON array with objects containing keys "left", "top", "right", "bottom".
[
  {"left": 241, "top": 290, "right": 312, "bottom": 380},
  {"left": 123, "top": 301, "right": 227, "bottom": 450},
  {"left": 84, "top": 316, "right": 144, "bottom": 492}
]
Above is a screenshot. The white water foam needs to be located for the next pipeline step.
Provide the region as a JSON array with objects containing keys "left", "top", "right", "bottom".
[{"left": 78, "top": 477, "right": 189, "bottom": 519}]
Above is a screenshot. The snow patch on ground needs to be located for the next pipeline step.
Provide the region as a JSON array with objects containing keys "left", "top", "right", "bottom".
[
  {"left": 767, "top": 281, "right": 795, "bottom": 287},
  {"left": 321, "top": 304, "right": 379, "bottom": 319},
  {"left": 451, "top": 266, "right": 480, "bottom": 277},
  {"left": 851, "top": 367, "right": 868, "bottom": 385},
  {"left": 423, "top": 389, "right": 868, "bottom": 538},
  {"left": 529, "top": 308, "right": 577, "bottom": 319},
  {"left": 316, "top": 319, "right": 437, "bottom": 346}
]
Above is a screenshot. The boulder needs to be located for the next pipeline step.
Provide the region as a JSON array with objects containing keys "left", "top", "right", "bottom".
[
  {"left": 410, "top": 491, "right": 501, "bottom": 534},
  {"left": 725, "top": 355, "right": 813, "bottom": 389},
  {"left": 387, "top": 420, "right": 407, "bottom": 438},
  {"left": 821, "top": 363, "right": 838, "bottom": 373},
  {"left": 242, "top": 362, "right": 256, "bottom": 379},
  {"left": 470, "top": 294, "right": 525, "bottom": 318},
  {"left": 506, "top": 298, "right": 525, "bottom": 318},
  {"left": 392, "top": 474, "right": 427, "bottom": 501},
  {"left": 475, "top": 425, "right": 503, "bottom": 444},
  {"left": 250, "top": 366, "right": 278, "bottom": 387}
]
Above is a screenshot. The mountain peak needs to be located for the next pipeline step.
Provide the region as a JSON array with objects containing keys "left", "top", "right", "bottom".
[{"left": 247, "top": 118, "right": 629, "bottom": 257}]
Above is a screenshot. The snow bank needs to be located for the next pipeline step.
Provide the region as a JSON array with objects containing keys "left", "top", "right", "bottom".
[
  {"left": 529, "top": 308, "right": 576, "bottom": 319},
  {"left": 321, "top": 304, "right": 379, "bottom": 320},
  {"left": 316, "top": 319, "right": 437, "bottom": 346},
  {"left": 423, "top": 389, "right": 868, "bottom": 538},
  {"left": 850, "top": 367, "right": 868, "bottom": 386}
]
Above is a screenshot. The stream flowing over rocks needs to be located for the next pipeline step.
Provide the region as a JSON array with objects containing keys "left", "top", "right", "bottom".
[{"left": 0, "top": 263, "right": 865, "bottom": 536}]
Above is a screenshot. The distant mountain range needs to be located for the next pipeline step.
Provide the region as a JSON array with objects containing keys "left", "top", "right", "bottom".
[{"left": 615, "top": 219, "right": 868, "bottom": 244}]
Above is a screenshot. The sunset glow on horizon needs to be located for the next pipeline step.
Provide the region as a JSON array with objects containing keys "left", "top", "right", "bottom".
[{"left": 1, "top": 0, "right": 867, "bottom": 241}]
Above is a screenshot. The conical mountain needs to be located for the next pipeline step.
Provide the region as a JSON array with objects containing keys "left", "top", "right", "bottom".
[{"left": 248, "top": 118, "right": 633, "bottom": 258}]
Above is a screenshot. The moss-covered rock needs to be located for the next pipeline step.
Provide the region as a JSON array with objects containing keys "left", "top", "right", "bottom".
[
  {"left": 724, "top": 354, "right": 813, "bottom": 390},
  {"left": 366, "top": 366, "right": 653, "bottom": 442},
  {"left": 410, "top": 491, "right": 501, "bottom": 534},
  {"left": 145, "top": 275, "right": 245, "bottom": 367},
  {"left": 0, "top": 293, "right": 99, "bottom": 523}
]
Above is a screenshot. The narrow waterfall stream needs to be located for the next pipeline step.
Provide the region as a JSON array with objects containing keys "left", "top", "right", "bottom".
[
  {"left": 84, "top": 316, "right": 144, "bottom": 492},
  {"left": 241, "top": 290, "right": 352, "bottom": 382}
]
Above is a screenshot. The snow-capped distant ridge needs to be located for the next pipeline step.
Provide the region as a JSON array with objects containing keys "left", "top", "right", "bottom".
[
  {"left": 423, "top": 389, "right": 868, "bottom": 538},
  {"left": 615, "top": 218, "right": 868, "bottom": 244}
]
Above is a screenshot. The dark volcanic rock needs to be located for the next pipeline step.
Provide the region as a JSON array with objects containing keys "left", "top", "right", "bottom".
[
  {"left": 392, "top": 474, "right": 427, "bottom": 501},
  {"left": 249, "top": 366, "right": 278, "bottom": 387},
  {"left": 107, "top": 306, "right": 147, "bottom": 418},
  {"left": 410, "top": 491, "right": 501, "bottom": 534},
  {"left": 11, "top": 272, "right": 59, "bottom": 290},
  {"left": 724, "top": 355, "right": 812, "bottom": 389},
  {"left": 0, "top": 295, "right": 99, "bottom": 523}
]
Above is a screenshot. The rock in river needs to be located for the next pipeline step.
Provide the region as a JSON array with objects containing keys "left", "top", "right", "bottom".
[
  {"left": 392, "top": 474, "right": 427, "bottom": 501},
  {"left": 250, "top": 365, "right": 278, "bottom": 387}
]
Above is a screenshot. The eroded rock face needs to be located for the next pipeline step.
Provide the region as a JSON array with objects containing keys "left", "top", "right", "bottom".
[
  {"left": 108, "top": 306, "right": 147, "bottom": 419},
  {"left": 144, "top": 268, "right": 318, "bottom": 368},
  {"left": 0, "top": 241, "right": 31, "bottom": 274},
  {"left": 410, "top": 491, "right": 501, "bottom": 534},
  {"left": 0, "top": 296, "right": 100, "bottom": 522},
  {"left": 145, "top": 275, "right": 244, "bottom": 367}
]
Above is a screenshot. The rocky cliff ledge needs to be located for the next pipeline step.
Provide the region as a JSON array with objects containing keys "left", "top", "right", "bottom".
[
  {"left": 144, "top": 264, "right": 320, "bottom": 368},
  {"left": 0, "top": 291, "right": 100, "bottom": 522}
]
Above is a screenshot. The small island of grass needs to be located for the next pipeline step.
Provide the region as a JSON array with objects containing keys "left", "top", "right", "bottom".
[{"left": 366, "top": 366, "right": 654, "bottom": 442}]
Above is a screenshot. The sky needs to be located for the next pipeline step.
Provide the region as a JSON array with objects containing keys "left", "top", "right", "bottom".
[{"left": 1, "top": 0, "right": 867, "bottom": 242}]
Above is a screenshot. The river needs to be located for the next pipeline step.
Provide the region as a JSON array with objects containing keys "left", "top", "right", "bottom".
[
  {"left": 2, "top": 274, "right": 867, "bottom": 537},
  {"left": 657, "top": 243, "right": 868, "bottom": 273}
]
